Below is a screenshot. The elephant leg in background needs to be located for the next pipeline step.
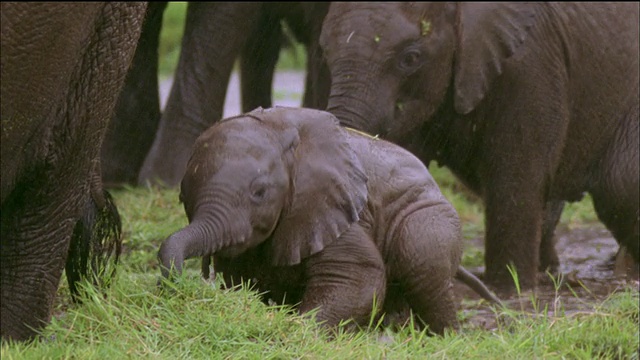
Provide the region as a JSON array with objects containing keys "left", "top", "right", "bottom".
[
  {"left": 241, "top": 2, "right": 331, "bottom": 112},
  {"left": 139, "top": 2, "right": 262, "bottom": 187},
  {"left": 101, "top": 2, "right": 168, "bottom": 187},
  {"left": 386, "top": 206, "right": 461, "bottom": 335},
  {"left": 538, "top": 200, "right": 564, "bottom": 273},
  {"left": 481, "top": 79, "right": 569, "bottom": 290},
  {"left": 298, "top": 2, "right": 331, "bottom": 110},
  {"left": 0, "top": 3, "right": 145, "bottom": 341},
  {"left": 299, "top": 225, "right": 387, "bottom": 329},
  {"left": 589, "top": 106, "right": 640, "bottom": 275},
  {"left": 301, "top": 44, "right": 331, "bottom": 110},
  {"left": 483, "top": 171, "right": 548, "bottom": 291},
  {"left": 239, "top": 5, "right": 282, "bottom": 112}
]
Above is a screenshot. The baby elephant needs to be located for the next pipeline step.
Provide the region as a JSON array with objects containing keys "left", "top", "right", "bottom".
[{"left": 158, "top": 107, "right": 500, "bottom": 334}]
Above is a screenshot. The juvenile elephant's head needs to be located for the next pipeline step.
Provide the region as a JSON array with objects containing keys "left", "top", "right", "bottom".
[
  {"left": 158, "top": 107, "right": 368, "bottom": 278},
  {"left": 320, "top": 2, "right": 534, "bottom": 140}
]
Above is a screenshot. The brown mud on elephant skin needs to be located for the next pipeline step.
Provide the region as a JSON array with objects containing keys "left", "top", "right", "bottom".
[{"left": 455, "top": 225, "right": 639, "bottom": 331}]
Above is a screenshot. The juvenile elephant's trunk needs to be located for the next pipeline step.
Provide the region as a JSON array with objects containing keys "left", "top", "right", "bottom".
[
  {"left": 326, "top": 63, "right": 394, "bottom": 137},
  {"left": 327, "top": 99, "right": 377, "bottom": 135},
  {"left": 158, "top": 220, "right": 219, "bottom": 279}
]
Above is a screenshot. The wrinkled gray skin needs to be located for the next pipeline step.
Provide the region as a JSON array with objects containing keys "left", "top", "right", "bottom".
[
  {"left": 158, "top": 107, "right": 500, "bottom": 334},
  {"left": 320, "top": 2, "right": 639, "bottom": 290},
  {"left": 127, "top": 2, "right": 331, "bottom": 188},
  {"left": 0, "top": 2, "right": 147, "bottom": 341}
]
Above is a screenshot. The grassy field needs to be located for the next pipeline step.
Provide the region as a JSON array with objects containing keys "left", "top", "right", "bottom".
[
  {"left": 2, "top": 3, "right": 638, "bottom": 359},
  {"left": 2, "top": 166, "right": 638, "bottom": 359}
]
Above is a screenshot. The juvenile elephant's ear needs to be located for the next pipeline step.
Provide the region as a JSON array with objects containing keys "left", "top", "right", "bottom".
[
  {"left": 454, "top": 3, "right": 536, "bottom": 114},
  {"left": 255, "top": 107, "right": 368, "bottom": 266}
]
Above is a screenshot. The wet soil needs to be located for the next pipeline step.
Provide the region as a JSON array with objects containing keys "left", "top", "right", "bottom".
[{"left": 454, "top": 224, "right": 639, "bottom": 330}]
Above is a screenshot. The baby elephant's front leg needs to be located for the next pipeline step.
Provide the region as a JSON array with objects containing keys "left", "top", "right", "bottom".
[{"left": 299, "top": 224, "right": 386, "bottom": 329}]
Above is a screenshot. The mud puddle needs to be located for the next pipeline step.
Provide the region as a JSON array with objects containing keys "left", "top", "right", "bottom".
[{"left": 455, "top": 224, "right": 639, "bottom": 330}]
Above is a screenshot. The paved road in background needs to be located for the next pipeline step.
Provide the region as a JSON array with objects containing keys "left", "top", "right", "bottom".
[{"left": 159, "top": 71, "right": 306, "bottom": 118}]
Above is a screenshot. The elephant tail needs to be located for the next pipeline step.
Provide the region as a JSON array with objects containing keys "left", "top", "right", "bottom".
[
  {"left": 455, "top": 266, "right": 504, "bottom": 307},
  {"left": 65, "top": 189, "right": 123, "bottom": 302}
]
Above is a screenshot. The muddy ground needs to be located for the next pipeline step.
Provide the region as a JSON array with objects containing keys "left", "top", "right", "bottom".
[{"left": 455, "top": 224, "right": 639, "bottom": 330}]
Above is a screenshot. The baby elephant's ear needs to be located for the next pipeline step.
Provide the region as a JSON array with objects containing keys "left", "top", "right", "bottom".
[{"left": 266, "top": 108, "right": 368, "bottom": 266}]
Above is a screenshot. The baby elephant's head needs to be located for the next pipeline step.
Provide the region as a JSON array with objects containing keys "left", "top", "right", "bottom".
[{"left": 158, "top": 107, "right": 368, "bottom": 279}]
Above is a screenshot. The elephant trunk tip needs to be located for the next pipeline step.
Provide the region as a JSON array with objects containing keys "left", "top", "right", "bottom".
[
  {"left": 327, "top": 102, "right": 385, "bottom": 138},
  {"left": 158, "top": 236, "right": 186, "bottom": 279}
]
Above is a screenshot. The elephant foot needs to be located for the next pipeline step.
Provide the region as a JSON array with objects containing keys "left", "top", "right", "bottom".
[
  {"left": 538, "top": 248, "right": 560, "bottom": 274},
  {"left": 483, "top": 266, "right": 538, "bottom": 296},
  {"left": 613, "top": 246, "right": 640, "bottom": 281}
]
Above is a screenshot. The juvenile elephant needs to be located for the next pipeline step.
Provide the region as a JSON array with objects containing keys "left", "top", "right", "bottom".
[
  {"left": 1, "top": 2, "right": 146, "bottom": 341},
  {"left": 319, "top": 2, "right": 639, "bottom": 290},
  {"left": 158, "top": 107, "right": 500, "bottom": 334}
]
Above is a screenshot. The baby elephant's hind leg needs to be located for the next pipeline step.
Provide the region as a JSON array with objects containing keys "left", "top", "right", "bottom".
[{"left": 387, "top": 205, "right": 463, "bottom": 335}]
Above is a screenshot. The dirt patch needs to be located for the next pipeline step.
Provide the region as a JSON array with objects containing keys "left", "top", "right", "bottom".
[{"left": 455, "top": 224, "right": 639, "bottom": 330}]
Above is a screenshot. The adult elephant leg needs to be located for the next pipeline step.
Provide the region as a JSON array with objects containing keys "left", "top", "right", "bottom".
[
  {"left": 0, "top": 3, "right": 145, "bottom": 341},
  {"left": 239, "top": 4, "right": 281, "bottom": 112},
  {"left": 1, "top": 175, "right": 83, "bottom": 341},
  {"left": 483, "top": 184, "right": 545, "bottom": 291},
  {"left": 539, "top": 200, "right": 564, "bottom": 273},
  {"left": 386, "top": 205, "right": 462, "bottom": 335},
  {"left": 481, "top": 92, "right": 568, "bottom": 291},
  {"left": 102, "top": 2, "right": 167, "bottom": 187},
  {"left": 590, "top": 106, "right": 639, "bottom": 276},
  {"left": 299, "top": 225, "right": 386, "bottom": 329},
  {"left": 139, "top": 2, "right": 262, "bottom": 187}
]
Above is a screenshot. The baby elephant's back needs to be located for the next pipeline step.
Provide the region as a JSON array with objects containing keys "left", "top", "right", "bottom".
[{"left": 342, "top": 127, "right": 446, "bottom": 203}]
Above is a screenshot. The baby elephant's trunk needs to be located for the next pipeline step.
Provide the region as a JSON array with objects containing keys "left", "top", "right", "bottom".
[
  {"left": 455, "top": 266, "right": 504, "bottom": 306},
  {"left": 158, "top": 221, "right": 213, "bottom": 280}
]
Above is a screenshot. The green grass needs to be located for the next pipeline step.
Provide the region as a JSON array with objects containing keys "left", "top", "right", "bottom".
[
  {"left": 158, "top": 2, "right": 307, "bottom": 79},
  {"left": 3, "top": 168, "right": 637, "bottom": 359},
  {"left": 3, "top": 270, "right": 637, "bottom": 359},
  {"left": 2, "top": 4, "right": 635, "bottom": 355},
  {"left": 158, "top": 2, "right": 187, "bottom": 79}
]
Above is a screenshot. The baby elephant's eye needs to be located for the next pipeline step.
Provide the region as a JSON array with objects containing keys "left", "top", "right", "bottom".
[
  {"left": 249, "top": 178, "right": 270, "bottom": 203},
  {"left": 251, "top": 187, "right": 267, "bottom": 201},
  {"left": 397, "top": 48, "right": 423, "bottom": 74}
]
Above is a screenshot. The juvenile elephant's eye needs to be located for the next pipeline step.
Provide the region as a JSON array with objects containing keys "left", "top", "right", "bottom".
[{"left": 397, "top": 49, "right": 423, "bottom": 73}]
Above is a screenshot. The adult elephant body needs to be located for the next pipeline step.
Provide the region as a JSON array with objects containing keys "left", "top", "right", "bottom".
[
  {"left": 102, "top": 2, "right": 331, "bottom": 187},
  {"left": 1, "top": 2, "right": 147, "bottom": 341},
  {"left": 320, "top": 2, "right": 639, "bottom": 290}
]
